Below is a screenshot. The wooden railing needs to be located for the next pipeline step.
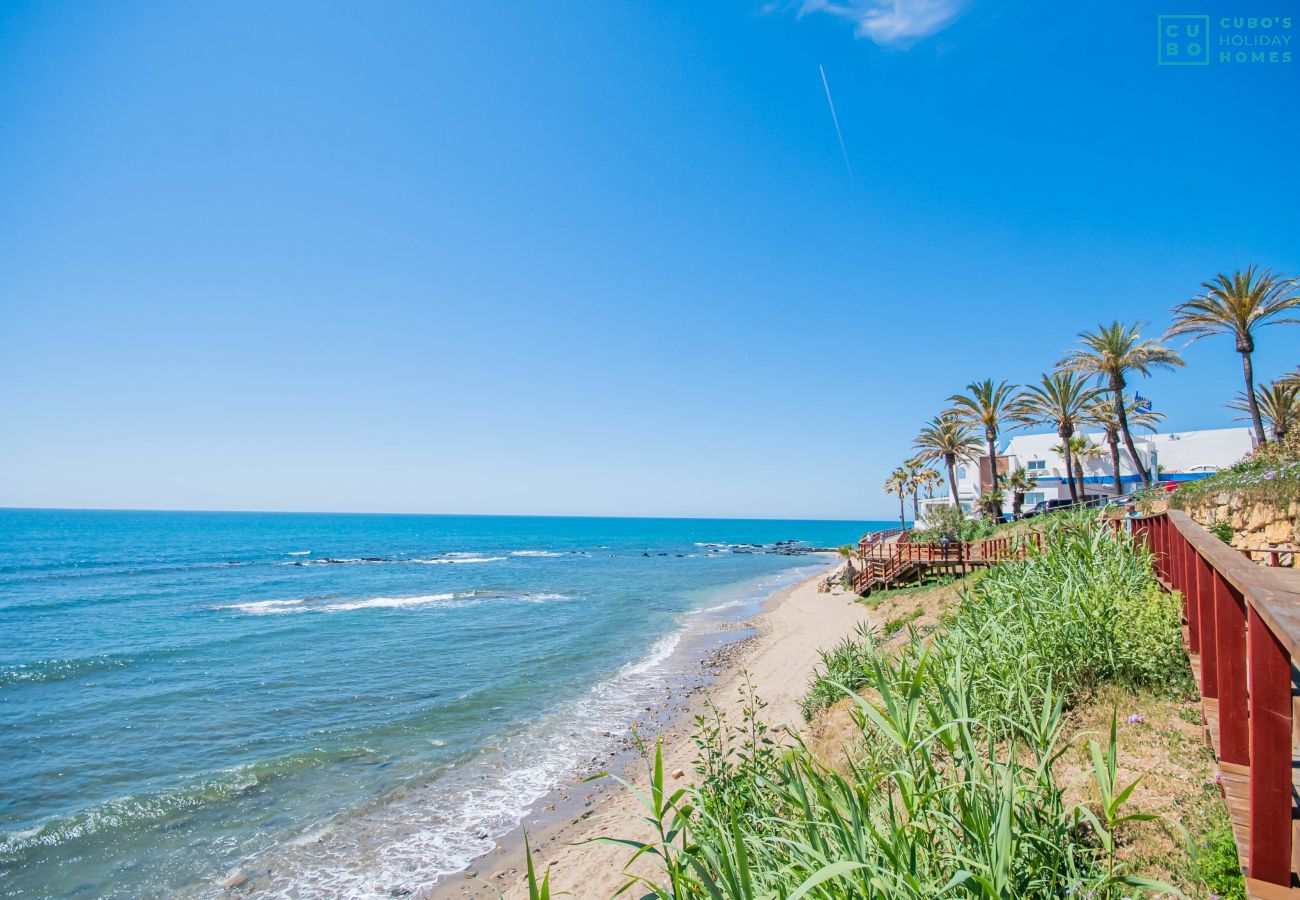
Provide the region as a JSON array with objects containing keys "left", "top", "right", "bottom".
[
  {"left": 1240, "top": 547, "right": 1288, "bottom": 568},
  {"left": 858, "top": 527, "right": 906, "bottom": 551},
  {"left": 1131, "top": 511, "right": 1300, "bottom": 895},
  {"left": 852, "top": 532, "right": 1043, "bottom": 592}
]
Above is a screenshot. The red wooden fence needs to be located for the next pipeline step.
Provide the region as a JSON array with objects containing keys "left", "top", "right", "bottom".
[
  {"left": 1132, "top": 510, "right": 1300, "bottom": 896},
  {"left": 852, "top": 532, "right": 1043, "bottom": 592}
]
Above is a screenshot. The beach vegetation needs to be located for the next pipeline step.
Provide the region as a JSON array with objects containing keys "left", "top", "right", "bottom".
[
  {"left": 911, "top": 415, "right": 981, "bottom": 509},
  {"left": 1012, "top": 372, "right": 1106, "bottom": 503},
  {"left": 903, "top": 460, "right": 937, "bottom": 523},
  {"left": 1228, "top": 377, "right": 1300, "bottom": 444},
  {"left": 1086, "top": 394, "right": 1164, "bottom": 495},
  {"left": 1166, "top": 266, "right": 1300, "bottom": 445},
  {"left": 1059, "top": 321, "right": 1184, "bottom": 488},
  {"left": 592, "top": 514, "right": 1198, "bottom": 898},
  {"left": 882, "top": 467, "right": 909, "bottom": 532},
  {"left": 1003, "top": 465, "right": 1039, "bottom": 519},
  {"left": 1170, "top": 455, "right": 1300, "bottom": 510},
  {"left": 905, "top": 502, "right": 991, "bottom": 543},
  {"left": 946, "top": 378, "right": 1020, "bottom": 521},
  {"left": 1192, "top": 820, "right": 1247, "bottom": 900}
]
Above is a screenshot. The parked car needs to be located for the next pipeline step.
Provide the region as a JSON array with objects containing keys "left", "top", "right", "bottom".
[{"left": 1020, "top": 498, "right": 1075, "bottom": 518}]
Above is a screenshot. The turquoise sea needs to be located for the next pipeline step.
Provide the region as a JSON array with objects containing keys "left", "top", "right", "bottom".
[{"left": 0, "top": 509, "right": 877, "bottom": 898}]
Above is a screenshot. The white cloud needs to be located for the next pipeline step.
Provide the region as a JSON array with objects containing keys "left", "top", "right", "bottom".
[{"left": 796, "top": 0, "right": 967, "bottom": 47}]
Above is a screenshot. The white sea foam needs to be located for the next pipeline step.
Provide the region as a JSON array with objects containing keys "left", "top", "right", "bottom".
[
  {"left": 221, "top": 591, "right": 571, "bottom": 617},
  {"left": 223, "top": 599, "right": 308, "bottom": 615},
  {"left": 317, "top": 593, "right": 461, "bottom": 613},
  {"left": 286, "top": 551, "right": 312, "bottom": 557},
  {"left": 209, "top": 567, "right": 829, "bottom": 898},
  {"left": 240, "top": 631, "right": 689, "bottom": 899},
  {"left": 508, "top": 550, "right": 566, "bottom": 557},
  {"left": 407, "top": 556, "right": 506, "bottom": 565}
]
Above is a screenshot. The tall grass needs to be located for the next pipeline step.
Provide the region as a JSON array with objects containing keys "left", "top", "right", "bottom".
[{"left": 576, "top": 513, "right": 1192, "bottom": 898}]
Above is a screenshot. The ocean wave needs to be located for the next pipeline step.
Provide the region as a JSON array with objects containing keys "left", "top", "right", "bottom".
[
  {"left": 244, "top": 632, "right": 686, "bottom": 898},
  {"left": 221, "top": 598, "right": 312, "bottom": 615},
  {"left": 0, "top": 654, "right": 138, "bottom": 688},
  {"left": 0, "top": 748, "right": 363, "bottom": 856},
  {"left": 281, "top": 556, "right": 506, "bottom": 567},
  {"left": 316, "top": 593, "right": 462, "bottom": 613},
  {"left": 219, "top": 591, "right": 572, "bottom": 616},
  {"left": 508, "top": 550, "right": 588, "bottom": 557}
]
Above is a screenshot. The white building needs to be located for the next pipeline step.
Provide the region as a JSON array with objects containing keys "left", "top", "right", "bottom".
[{"left": 914, "top": 426, "right": 1254, "bottom": 527}]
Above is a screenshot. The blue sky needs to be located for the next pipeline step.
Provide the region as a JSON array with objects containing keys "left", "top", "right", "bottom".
[{"left": 1, "top": 1, "right": 1296, "bottom": 519}]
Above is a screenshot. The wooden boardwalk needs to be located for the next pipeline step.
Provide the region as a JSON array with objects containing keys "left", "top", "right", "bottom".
[
  {"left": 851, "top": 530, "right": 1041, "bottom": 594},
  {"left": 1134, "top": 511, "right": 1300, "bottom": 897}
]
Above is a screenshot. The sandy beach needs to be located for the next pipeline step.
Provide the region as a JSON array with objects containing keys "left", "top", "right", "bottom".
[{"left": 431, "top": 563, "right": 873, "bottom": 899}]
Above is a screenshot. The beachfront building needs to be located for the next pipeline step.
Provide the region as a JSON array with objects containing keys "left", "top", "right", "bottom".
[{"left": 914, "top": 426, "right": 1254, "bottom": 527}]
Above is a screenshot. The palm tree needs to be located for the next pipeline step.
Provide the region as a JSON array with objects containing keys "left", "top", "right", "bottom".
[
  {"left": 1167, "top": 267, "right": 1300, "bottom": 445},
  {"left": 947, "top": 379, "right": 1019, "bottom": 496},
  {"left": 1076, "top": 437, "right": 1107, "bottom": 492},
  {"left": 914, "top": 466, "right": 943, "bottom": 500},
  {"left": 911, "top": 415, "right": 982, "bottom": 509},
  {"left": 883, "top": 467, "right": 909, "bottom": 532},
  {"left": 902, "top": 460, "right": 932, "bottom": 524},
  {"left": 1051, "top": 435, "right": 1101, "bottom": 496},
  {"left": 1013, "top": 372, "right": 1105, "bottom": 504},
  {"left": 1059, "top": 321, "right": 1183, "bottom": 487},
  {"left": 1086, "top": 393, "right": 1164, "bottom": 495},
  {"left": 1003, "top": 466, "right": 1039, "bottom": 519},
  {"left": 1229, "top": 379, "right": 1300, "bottom": 443}
]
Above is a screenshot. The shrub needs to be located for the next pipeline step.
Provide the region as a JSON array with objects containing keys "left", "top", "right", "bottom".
[
  {"left": 910, "top": 502, "right": 993, "bottom": 543},
  {"left": 1111, "top": 582, "right": 1194, "bottom": 696},
  {"left": 587, "top": 514, "right": 1189, "bottom": 899},
  {"left": 1171, "top": 453, "right": 1300, "bottom": 510},
  {"left": 934, "top": 512, "right": 1191, "bottom": 720},
  {"left": 1194, "top": 821, "right": 1246, "bottom": 900}
]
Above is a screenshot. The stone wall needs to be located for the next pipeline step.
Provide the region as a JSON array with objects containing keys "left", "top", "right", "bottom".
[{"left": 1180, "top": 492, "right": 1299, "bottom": 562}]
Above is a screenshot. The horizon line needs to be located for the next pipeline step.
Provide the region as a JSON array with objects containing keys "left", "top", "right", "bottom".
[{"left": 0, "top": 505, "right": 890, "bottom": 524}]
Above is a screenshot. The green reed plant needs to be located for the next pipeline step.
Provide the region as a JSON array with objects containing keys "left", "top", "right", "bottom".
[
  {"left": 647, "top": 517, "right": 1176, "bottom": 894},
  {"left": 598, "top": 665, "right": 1173, "bottom": 897},
  {"left": 573, "top": 513, "right": 1188, "bottom": 898}
]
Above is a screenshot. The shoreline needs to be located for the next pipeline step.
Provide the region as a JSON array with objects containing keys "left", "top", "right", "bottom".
[{"left": 428, "top": 559, "right": 872, "bottom": 899}]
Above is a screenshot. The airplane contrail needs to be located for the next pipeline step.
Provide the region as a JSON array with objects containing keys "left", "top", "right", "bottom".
[{"left": 819, "top": 63, "right": 854, "bottom": 182}]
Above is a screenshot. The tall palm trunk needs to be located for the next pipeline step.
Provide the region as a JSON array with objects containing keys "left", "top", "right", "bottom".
[
  {"left": 1241, "top": 348, "right": 1267, "bottom": 445},
  {"left": 985, "top": 433, "right": 999, "bottom": 493},
  {"left": 1012, "top": 491, "right": 1023, "bottom": 519},
  {"left": 945, "top": 453, "right": 960, "bottom": 508},
  {"left": 1107, "top": 434, "right": 1123, "bottom": 495},
  {"left": 1060, "top": 428, "right": 1078, "bottom": 503},
  {"left": 1074, "top": 456, "right": 1085, "bottom": 497},
  {"left": 911, "top": 490, "right": 919, "bottom": 524},
  {"left": 1112, "top": 377, "right": 1151, "bottom": 486},
  {"left": 897, "top": 493, "right": 905, "bottom": 532}
]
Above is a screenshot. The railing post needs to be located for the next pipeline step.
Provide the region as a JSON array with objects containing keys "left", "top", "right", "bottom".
[
  {"left": 1247, "top": 605, "right": 1293, "bottom": 886},
  {"left": 1181, "top": 528, "right": 1201, "bottom": 655},
  {"left": 1164, "top": 517, "right": 1175, "bottom": 580},
  {"left": 1196, "top": 549, "right": 1218, "bottom": 698},
  {"left": 1214, "top": 572, "right": 1248, "bottom": 765},
  {"left": 1163, "top": 514, "right": 1173, "bottom": 583}
]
